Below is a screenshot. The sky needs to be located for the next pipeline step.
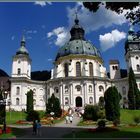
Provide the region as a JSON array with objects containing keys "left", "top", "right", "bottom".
[{"left": 0, "top": 2, "right": 139, "bottom": 76}]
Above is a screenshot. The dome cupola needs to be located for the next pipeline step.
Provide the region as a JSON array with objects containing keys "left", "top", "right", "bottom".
[{"left": 16, "top": 35, "right": 29, "bottom": 55}]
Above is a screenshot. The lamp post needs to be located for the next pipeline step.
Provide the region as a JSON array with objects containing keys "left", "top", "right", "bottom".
[{"left": 0, "top": 90, "right": 7, "bottom": 133}]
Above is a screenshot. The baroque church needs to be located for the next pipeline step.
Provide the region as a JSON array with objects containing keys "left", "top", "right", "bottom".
[{"left": 10, "top": 16, "right": 140, "bottom": 111}]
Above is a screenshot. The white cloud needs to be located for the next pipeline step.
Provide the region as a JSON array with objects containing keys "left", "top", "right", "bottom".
[
  {"left": 47, "top": 58, "right": 52, "bottom": 61},
  {"left": 99, "top": 29, "right": 126, "bottom": 51},
  {"left": 11, "top": 35, "right": 15, "bottom": 41},
  {"left": 26, "top": 30, "right": 37, "bottom": 34},
  {"left": 67, "top": 3, "right": 128, "bottom": 33},
  {"left": 47, "top": 27, "right": 70, "bottom": 46},
  {"left": 34, "top": 1, "right": 52, "bottom": 7}
]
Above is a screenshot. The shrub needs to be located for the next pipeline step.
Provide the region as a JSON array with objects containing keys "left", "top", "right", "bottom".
[
  {"left": 83, "top": 105, "right": 103, "bottom": 121},
  {"left": 113, "top": 119, "right": 120, "bottom": 127},
  {"left": 97, "top": 119, "right": 106, "bottom": 129},
  {"left": 133, "top": 115, "right": 140, "bottom": 125},
  {"left": 26, "top": 110, "right": 40, "bottom": 121}
]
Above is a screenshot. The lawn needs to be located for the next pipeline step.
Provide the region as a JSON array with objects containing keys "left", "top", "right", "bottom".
[
  {"left": 63, "top": 126, "right": 140, "bottom": 138},
  {"left": 6, "top": 111, "right": 27, "bottom": 124},
  {"left": 0, "top": 128, "right": 25, "bottom": 139},
  {"left": 120, "top": 109, "right": 140, "bottom": 124},
  {"left": 78, "top": 109, "right": 140, "bottom": 126}
]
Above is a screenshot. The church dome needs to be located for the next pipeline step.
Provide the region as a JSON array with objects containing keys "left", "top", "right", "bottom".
[
  {"left": 56, "top": 40, "right": 101, "bottom": 60},
  {"left": 16, "top": 36, "right": 29, "bottom": 55},
  {"left": 55, "top": 15, "right": 101, "bottom": 61}
]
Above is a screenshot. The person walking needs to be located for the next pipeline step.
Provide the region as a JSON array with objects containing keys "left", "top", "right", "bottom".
[
  {"left": 32, "top": 120, "right": 37, "bottom": 135},
  {"left": 65, "top": 115, "right": 69, "bottom": 124},
  {"left": 36, "top": 120, "right": 41, "bottom": 136},
  {"left": 69, "top": 115, "right": 73, "bottom": 123}
]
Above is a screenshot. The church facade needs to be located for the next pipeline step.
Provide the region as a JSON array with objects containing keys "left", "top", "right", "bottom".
[{"left": 10, "top": 17, "right": 140, "bottom": 111}]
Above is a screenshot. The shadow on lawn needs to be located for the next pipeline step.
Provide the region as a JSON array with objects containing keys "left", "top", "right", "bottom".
[{"left": 63, "top": 127, "right": 140, "bottom": 138}]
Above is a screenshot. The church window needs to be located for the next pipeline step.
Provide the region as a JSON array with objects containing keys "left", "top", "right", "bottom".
[
  {"left": 33, "top": 99, "right": 36, "bottom": 105},
  {"left": 16, "top": 98, "right": 19, "bottom": 105},
  {"left": 99, "top": 85, "right": 104, "bottom": 92},
  {"left": 18, "top": 60, "right": 21, "bottom": 64},
  {"left": 115, "top": 66, "right": 118, "bottom": 70},
  {"left": 76, "top": 62, "right": 81, "bottom": 76},
  {"left": 16, "top": 87, "right": 20, "bottom": 95},
  {"left": 136, "top": 56, "right": 139, "bottom": 60},
  {"left": 75, "top": 85, "right": 81, "bottom": 91},
  {"left": 112, "top": 66, "right": 115, "bottom": 70},
  {"left": 54, "top": 87, "right": 59, "bottom": 94},
  {"left": 65, "top": 86, "right": 68, "bottom": 93},
  {"left": 17, "top": 68, "right": 21, "bottom": 75},
  {"left": 64, "top": 63, "right": 69, "bottom": 77},
  {"left": 89, "top": 62, "right": 93, "bottom": 76},
  {"left": 89, "top": 85, "right": 92, "bottom": 92},
  {"left": 33, "top": 89, "right": 36, "bottom": 96},
  {"left": 65, "top": 97, "right": 69, "bottom": 105},
  {"left": 136, "top": 64, "right": 140, "bottom": 71},
  {"left": 89, "top": 97, "right": 93, "bottom": 104},
  {"left": 122, "top": 87, "right": 126, "bottom": 95}
]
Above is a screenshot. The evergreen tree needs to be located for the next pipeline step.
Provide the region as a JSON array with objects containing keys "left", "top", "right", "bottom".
[
  {"left": 46, "top": 94, "right": 62, "bottom": 117},
  {"left": 26, "top": 89, "right": 34, "bottom": 113},
  {"left": 104, "top": 86, "right": 120, "bottom": 122},
  {"left": 128, "top": 67, "right": 140, "bottom": 109}
]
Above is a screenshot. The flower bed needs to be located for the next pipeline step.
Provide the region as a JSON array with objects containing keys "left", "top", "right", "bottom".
[{"left": 16, "top": 120, "right": 32, "bottom": 125}]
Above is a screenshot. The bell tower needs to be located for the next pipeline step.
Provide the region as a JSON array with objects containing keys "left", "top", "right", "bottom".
[
  {"left": 11, "top": 35, "right": 31, "bottom": 79},
  {"left": 125, "top": 25, "right": 140, "bottom": 74}
]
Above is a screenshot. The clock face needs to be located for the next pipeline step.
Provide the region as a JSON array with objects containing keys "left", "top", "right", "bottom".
[{"left": 133, "top": 44, "right": 138, "bottom": 50}]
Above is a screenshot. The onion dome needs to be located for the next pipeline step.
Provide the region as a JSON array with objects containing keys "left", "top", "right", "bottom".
[
  {"left": 56, "top": 15, "right": 101, "bottom": 61},
  {"left": 16, "top": 35, "right": 29, "bottom": 55}
]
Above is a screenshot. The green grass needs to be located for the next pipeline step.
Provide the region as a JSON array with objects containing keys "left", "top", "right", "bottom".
[
  {"left": 120, "top": 109, "right": 140, "bottom": 124},
  {"left": 63, "top": 126, "right": 140, "bottom": 138},
  {"left": 6, "top": 111, "right": 27, "bottom": 124}
]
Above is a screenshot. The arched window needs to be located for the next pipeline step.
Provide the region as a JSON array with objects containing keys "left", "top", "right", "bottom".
[
  {"left": 88, "top": 85, "right": 92, "bottom": 92},
  {"left": 64, "top": 63, "right": 69, "bottom": 77},
  {"left": 89, "top": 62, "right": 93, "bottom": 76},
  {"left": 65, "top": 97, "right": 69, "bottom": 105},
  {"left": 99, "top": 85, "right": 104, "bottom": 92},
  {"left": 76, "top": 62, "right": 81, "bottom": 76},
  {"left": 33, "top": 99, "right": 36, "bottom": 105},
  {"left": 89, "top": 97, "right": 93, "bottom": 104},
  {"left": 16, "top": 87, "right": 20, "bottom": 95},
  {"left": 65, "top": 86, "right": 68, "bottom": 93},
  {"left": 54, "top": 87, "right": 59, "bottom": 94},
  {"left": 75, "top": 85, "right": 81, "bottom": 91},
  {"left": 16, "top": 98, "right": 19, "bottom": 105},
  {"left": 17, "top": 68, "right": 21, "bottom": 75},
  {"left": 122, "top": 86, "right": 126, "bottom": 95},
  {"left": 136, "top": 64, "right": 140, "bottom": 71}
]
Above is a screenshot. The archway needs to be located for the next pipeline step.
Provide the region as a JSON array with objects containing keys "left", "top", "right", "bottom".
[{"left": 76, "top": 96, "right": 82, "bottom": 107}]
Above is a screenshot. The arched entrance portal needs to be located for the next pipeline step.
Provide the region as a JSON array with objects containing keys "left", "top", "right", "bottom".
[{"left": 76, "top": 96, "right": 82, "bottom": 107}]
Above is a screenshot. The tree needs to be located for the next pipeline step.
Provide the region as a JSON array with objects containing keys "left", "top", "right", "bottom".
[
  {"left": 26, "top": 89, "right": 34, "bottom": 113},
  {"left": 83, "top": 2, "right": 140, "bottom": 26},
  {"left": 128, "top": 67, "right": 140, "bottom": 109},
  {"left": 98, "top": 96, "right": 105, "bottom": 109},
  {"left": 46, "top": 94, "right": 62, "bottom": 117},
  {"left": 104, "top": 86, "right": 120, "bottom": 122}
]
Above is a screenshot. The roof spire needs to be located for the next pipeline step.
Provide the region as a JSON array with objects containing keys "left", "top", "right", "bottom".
[
  {"left": 21, "top": 30, "right": 26, "bottom": 47},
  {"left": 74, "top": 10, "right": 79, "bottom": 25}
]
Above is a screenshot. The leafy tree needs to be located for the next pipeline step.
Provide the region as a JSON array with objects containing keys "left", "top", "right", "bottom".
[
  {"left": 46, "top": 94, "right": 62, "bottom": 117},
  {"left": 104, "top": 86, "right": 120, "bottom": 122},
  {"left": 26, "top": 110, "right": 40, "bottom": 121},
  {"left": 83, "top": 2, "right": 140, "bottom": 29},
  {"left": 26, "top": 89, "right": 34, "bottom": 113},
  {"left": 128, "top": 67, "right": 140, "bottom": 109}
]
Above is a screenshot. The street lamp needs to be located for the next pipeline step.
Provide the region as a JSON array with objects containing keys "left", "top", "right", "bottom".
[{"left": 0, "top": 90, "right": 7, "bottom": 133}]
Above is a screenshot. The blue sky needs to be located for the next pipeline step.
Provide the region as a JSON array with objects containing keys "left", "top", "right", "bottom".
[{"left": 0, "top": 2, "right": 138, "bottom": 76}]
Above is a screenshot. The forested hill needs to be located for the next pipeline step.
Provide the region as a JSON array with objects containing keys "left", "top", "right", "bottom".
[
  {"left": 0, "top": 69, "right": 9, "bottom": 77},
  {"left": 31, "top": 70, "right": 51, "bottom": 81}
]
